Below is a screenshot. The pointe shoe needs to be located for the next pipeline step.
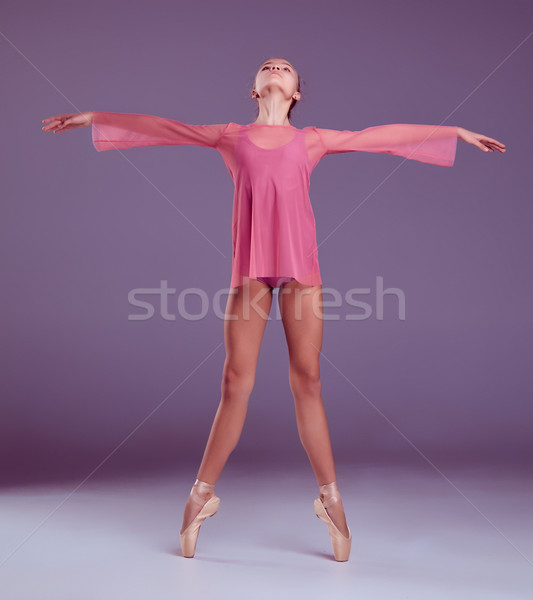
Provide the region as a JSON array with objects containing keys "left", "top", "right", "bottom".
[
  {"left": 180, "top": 478, "right": 220, "bottom": 558},
  {"left": 314, "top": 481, "right": 352, "bottom": 561}
]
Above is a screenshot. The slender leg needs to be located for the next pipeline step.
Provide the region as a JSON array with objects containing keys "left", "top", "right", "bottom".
[
  {"left": 278, "top": 280, "right": 350, "bottom": 538},
  {"left": 180, "top": 279, "right": 273, "bottom": 534}
]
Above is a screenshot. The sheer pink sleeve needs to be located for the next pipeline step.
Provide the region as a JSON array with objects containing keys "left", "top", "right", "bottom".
[
  {"left": 314, "top": 124, "right": 459, "bottom": 167},
  {"left": 91, "top": 112, "right": 228, "bottom": 152}
]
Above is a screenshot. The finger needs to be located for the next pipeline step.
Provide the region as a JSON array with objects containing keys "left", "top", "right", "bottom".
[
  {"left": 481, "top": 136, "right": 506, "bottom": 148},
  {"left": 42, "top": 119, "right": 62, "bottom": 131},
  {"left": 43, "top": 120, "right": 66, "bottom": 132},
  {"left": 487, "top": 137, "right": 505, "bottom": 146},
  {"left": 55, "top": 118, "right": 71, "bottom": 130},
  {"left": 45, "top": 115, "right": 67, "bottom": 123},
  {"left": 485, "top": 141, "right": 506, "bottom": 153}
]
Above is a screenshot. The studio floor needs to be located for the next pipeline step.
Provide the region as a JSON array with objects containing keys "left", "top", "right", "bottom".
[{"left": 0, "top": 463, "right": 531, "bottom": 599}]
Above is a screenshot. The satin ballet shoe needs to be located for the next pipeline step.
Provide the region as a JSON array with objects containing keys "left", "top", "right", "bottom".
[
  {"left": 314, "top": 481, "right": 352, "bottom": 562},
  {"left": 180, "top": 478, "right": 220, "bottom": 558}
]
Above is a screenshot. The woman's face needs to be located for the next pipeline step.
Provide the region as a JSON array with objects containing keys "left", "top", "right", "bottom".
[{"left": 253, "top": 58, "right": 299, "bottom": 100}]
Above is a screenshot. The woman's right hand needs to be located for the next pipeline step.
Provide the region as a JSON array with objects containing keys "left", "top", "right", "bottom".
[{"left": 42, "top": 111, "right": 93, "bottom": 133}]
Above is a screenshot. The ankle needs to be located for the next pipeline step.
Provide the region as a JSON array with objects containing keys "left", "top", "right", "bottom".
[
  {"left": 190, "top": 478, "right": 215, "bottom": 505},
  {"left": 318, "top": 481, "right": 342, "bottom": 509}
]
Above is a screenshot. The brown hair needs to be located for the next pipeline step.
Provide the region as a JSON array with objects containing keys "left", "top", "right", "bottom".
[{"left": 250, "top": 59, "right": 303, "bottom": 124}]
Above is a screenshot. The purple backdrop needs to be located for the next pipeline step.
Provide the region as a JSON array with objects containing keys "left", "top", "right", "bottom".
[{"left": 1, "top": 0, "right": 531, "bottom": 486}]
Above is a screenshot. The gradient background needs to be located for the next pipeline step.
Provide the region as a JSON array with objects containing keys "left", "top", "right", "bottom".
[{"left": 1, "top": 0, "right": 531, "bottom": 490}]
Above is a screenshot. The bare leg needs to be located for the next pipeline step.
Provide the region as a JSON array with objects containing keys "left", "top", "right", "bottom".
[
  {"left": 278, "top": 280, "right": 350, "bottom": 538},
  {"left": 180, "top": 279, "right": 273, "bottom": 534}
]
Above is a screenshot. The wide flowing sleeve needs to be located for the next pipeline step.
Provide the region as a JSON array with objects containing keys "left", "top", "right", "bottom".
[
  {"left": 314, "top": 124, "right": 459, "bottom": 167},
  {"left": 91, "top": 111, "right": 228, "bottom": 152}
]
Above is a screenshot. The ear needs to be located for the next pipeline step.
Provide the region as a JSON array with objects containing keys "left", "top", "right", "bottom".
[{"left": 293, "top": 91, "right": 301, "bottom": 101}]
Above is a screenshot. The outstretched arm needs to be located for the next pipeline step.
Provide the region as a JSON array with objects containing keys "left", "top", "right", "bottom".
[
  {"left": 314, "top": 124, "right": 506, "bottom": 169},
  {"left": 42, "top": 111, "right": 228, "bottom": 152},
  {"left": 315, "top": 123, "right": 460, "bottom": 167}
]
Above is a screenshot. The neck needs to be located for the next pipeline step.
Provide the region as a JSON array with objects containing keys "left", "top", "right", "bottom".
[{"left": 254, "top": 91, "right": 292, "bottom": 126}]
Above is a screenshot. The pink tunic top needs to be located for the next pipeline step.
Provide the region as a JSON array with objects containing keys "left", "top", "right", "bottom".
[{"left": 91, "top": 112, "right": 458, "bottom": 288}]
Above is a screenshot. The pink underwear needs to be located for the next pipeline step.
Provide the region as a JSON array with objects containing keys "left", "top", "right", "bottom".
[{"left": 255, "top": 276, "right": 296, "bottom": 289}]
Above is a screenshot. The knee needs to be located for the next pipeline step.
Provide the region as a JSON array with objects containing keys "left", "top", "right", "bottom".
[
  {"left": 289, "top": 362, "right": 321, "bottom": 395},
  {"left": 221, "top": 365, "right": 255, "bottom": 398}
]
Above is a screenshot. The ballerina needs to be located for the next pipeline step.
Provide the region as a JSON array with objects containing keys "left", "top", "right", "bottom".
[{"left": 42, "top": 56, "right": 506, "bottom": 561}]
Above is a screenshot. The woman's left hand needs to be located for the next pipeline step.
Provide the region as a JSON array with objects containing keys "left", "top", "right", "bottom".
[{"left": 457, "top": 127, "right": 506, "bottom": 153}]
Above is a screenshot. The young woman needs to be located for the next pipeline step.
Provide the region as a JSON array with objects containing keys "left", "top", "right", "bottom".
[{"left": 42, "top": 57, "right": 506, "bottom": 562}]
